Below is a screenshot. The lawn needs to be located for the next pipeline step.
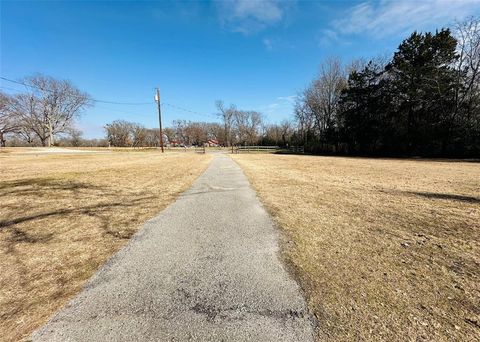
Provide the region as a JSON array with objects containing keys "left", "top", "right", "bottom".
[
  {"left": 0, "top": 150, "right": 212, "bottom": 342},
  {"left": 232, "top": 154, "right": 479, "bottom": 341}
]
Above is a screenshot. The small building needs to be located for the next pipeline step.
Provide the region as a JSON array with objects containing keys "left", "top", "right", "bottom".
[{"left": 207, "top": 139, "right": 219, "bottom": 147}]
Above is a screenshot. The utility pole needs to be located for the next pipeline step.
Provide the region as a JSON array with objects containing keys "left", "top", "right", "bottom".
[{"left": 155, "top": 88, "right": 164, "bottom": 153}]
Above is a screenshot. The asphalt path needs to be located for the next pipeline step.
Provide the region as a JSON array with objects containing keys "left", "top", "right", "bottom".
[{"left": 32, "top": 154, "right": 315, "bottom": 341}]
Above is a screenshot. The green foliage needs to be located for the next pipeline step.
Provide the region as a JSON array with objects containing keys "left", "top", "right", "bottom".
[{"left": 300, "top": 25, "right": 480, "bottom": 157}]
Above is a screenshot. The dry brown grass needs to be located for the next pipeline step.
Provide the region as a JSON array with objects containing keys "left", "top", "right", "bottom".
[
  {"left": 0, "top": 150, "right": 212, "bottom": 342},
  {"left": 232, "top": 154, "right": 480, "bottom": 341}
]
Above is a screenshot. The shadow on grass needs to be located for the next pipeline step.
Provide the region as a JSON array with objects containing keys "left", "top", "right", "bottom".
[
  {"left": 407, "top": 191, "right": 480, "bottom": 204},
  {"left": 1, "top": 177, "right": 158, "bottom": 246},
  {"left": 271, "top": 151, "right": 480, "bottom": 163},
  {"left": 8, "top": 228, "right": 54, "bottom": 244},
  {"left": 273, "top": 151, "right": 305, "bottom": 155},
  {"left": 0, "top": 178, "right": 109, "bottom": 197},
  {"left": 378, "top": 188, "right": 480, "bottom": 203},
  {"left": 0, "top": 197, "right": 156, "bottom": 230}
]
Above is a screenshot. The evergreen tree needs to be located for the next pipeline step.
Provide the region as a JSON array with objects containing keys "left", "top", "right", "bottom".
[
  {"left": 386, "top": 29, "right": 458, "bottom": 155},
  {"left": 339, "top": 61, "right": 386, "bottom": 154}
]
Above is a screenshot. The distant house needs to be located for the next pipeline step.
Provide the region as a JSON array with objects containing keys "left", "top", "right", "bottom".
[{"left": 207, "top": 139, "right": 219, "bottom": 147}]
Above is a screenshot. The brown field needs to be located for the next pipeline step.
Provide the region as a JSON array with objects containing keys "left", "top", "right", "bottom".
[
  {"left": 232, "top": 154, "right": 480, "bottom": 341},
  {"left": 0, "top": 150, "right": 212, "bottom": 342}
]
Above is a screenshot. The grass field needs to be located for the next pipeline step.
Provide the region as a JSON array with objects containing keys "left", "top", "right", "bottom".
[
  {"left": 0, "top": 150, "right": 212, "bottom": 342},
  {"left": 232, "top": 154, "right": 479, "bottom": 341}
]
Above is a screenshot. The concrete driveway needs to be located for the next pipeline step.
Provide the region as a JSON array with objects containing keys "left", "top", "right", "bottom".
[{"left": 32, "top": 154, "right": 315, "bottom": 341}]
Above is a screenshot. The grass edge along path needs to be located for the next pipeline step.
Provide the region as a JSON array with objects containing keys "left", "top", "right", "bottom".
[
  {"left": 231, "top": 153, "right": 480, "bottom": 342},
  {"left": 0, "top": 151, "right": 213, "bottom": 342}
]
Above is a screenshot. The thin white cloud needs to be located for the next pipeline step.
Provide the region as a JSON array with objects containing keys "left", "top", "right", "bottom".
[
  {"left": 217, "top": 0, "right": 292, "bottom": 34},
  {"left": 317, "top": 28, "right": 345, "bottom": 47},
  {"left": 263, "top": 38, "right": 275, "bottom": 50},
  {"left": 262, "top": 37, "right": 296, "bottom": 50},
  {"left": 331, "top": 0, "right": 480, "bottom": 38},
  {"left": 259, "top": 95, "right": 297, "bottom": 118},
  {"left": 276, "top": 95, "right": 297, "bottom": 103}
]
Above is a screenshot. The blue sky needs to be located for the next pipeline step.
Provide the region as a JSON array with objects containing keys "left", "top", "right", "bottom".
[{"left": 2, "top": 0, "right": 479, "bottom": 138}]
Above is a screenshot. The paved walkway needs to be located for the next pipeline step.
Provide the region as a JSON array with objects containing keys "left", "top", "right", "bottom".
[{"left": 32, "top": 154, "right": 314, "bottom": 341}]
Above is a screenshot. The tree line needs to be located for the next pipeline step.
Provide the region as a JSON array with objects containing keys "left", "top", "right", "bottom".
[
  {"left": 2, "top": 17, "right": 478, "bottom": 156},
  {"left": 103, "top": 109, "right": 293, "bottom": 148},
  {"left": 0, "top": 77, "right": 285, "bottom": 147},
  {"left": 0, "top": 76, "right": 276, "bottom": 148},
  {"left": 104, "top": 119, "right": 224, "bottom": 147},
  {"left": 294, "top": 17, "right": 480, "bottom": 157}
]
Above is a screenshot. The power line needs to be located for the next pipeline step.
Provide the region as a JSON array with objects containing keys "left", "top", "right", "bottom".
[
  {"left": 0, "top": 76, "right": 154, "bottom": 105},
  {"left": 1, "top": 76, "right": 218, "bottom": 121},
  {"left": 94, "top": 105, "right": 151, "bottom": 118},
  {"left": 1, "top": 85, "right": 151, "bottom": 118},
  {"left": 94, "top": 103, "right": 216, "bottom": 123},
  {"left": 162, "top": 102, "right": 217, "bottom": 119},
  {"left": 0, "top": 85, "right": 25, "bottom": 93}
]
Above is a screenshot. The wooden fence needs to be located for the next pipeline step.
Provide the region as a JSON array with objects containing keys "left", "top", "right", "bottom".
[
  {"left": 234, "top": 145, "right": 304, "bottom": 154},
  {"left": 194, "top": 145, "right": 206, "bottom": 154}
]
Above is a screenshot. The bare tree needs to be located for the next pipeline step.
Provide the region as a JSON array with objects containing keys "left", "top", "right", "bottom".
[
  {"left": 9, "top": 74, "right": 91, "bottom": 146},
  {"left": 105, "top": 120, "right": 133, "bottom": 147},
  {"left": 279, "top": 120, "right": 294, "bottom": 146},
  {"left": 345, "top": 58, "right": 367, "bottom": 75},
  {"left": 144, "top": 129, "right": 159, "bottom": 147},
  {"left": 68, "top": 128, "right": 84, "bottom": 147},
  {"left": 304, "top": 57, "right": 347, "bottom": 140},
  {"left": 454, "top": 17, "right": 480, "bottom": 130},
  {"left": 232, "top": 110, "right": 263, "bottom": 145},
  {"left": 185, "top": 122, "right": 209, "bottom": 145},
  {"left": 245, "top": 111, "right": 263, "bottom": 144},
  {"left": 172, "top": 119, "right": 189, "bottom": 145},
  {"left": 162, "top": 127, "right": 175, "bottom": 145},
  {"left": 294, "top": 94, "right": 314, "bottom": 145},
  {"left": 204, "top": 122, "right": 224, "bottom": 144},
  {"left": 263, "top": 124, "right": 281, "bottom": 145},
  {"left": 131, "top": 123, "right": 148, "bottom": 147},
  {"left": 216, "top": 100, "right": 236, "bottom": 146},
  {"left": 0, "top": 92, "right": 19, "bottom": 147}
]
